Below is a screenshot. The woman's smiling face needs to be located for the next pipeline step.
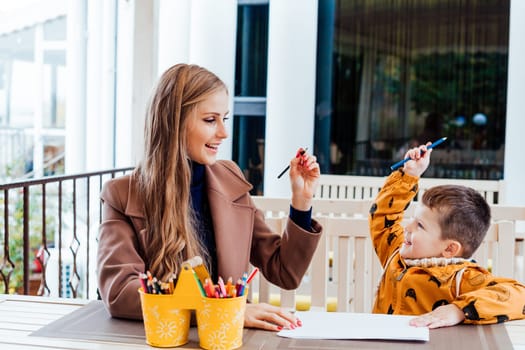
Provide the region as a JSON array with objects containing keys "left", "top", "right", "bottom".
[{"left": 185, "top": 88, "right": 229, "bottom": 165}]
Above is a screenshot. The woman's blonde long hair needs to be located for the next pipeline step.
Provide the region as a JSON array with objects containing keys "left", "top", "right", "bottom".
[{"left": 136, "top": 63, "right": 227, "bottom": 280}]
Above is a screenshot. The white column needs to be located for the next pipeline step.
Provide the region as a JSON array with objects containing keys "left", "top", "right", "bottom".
[
  {"left": 153, "top": 0, "right": 237, "bottom": 160},
  {"left": 84, "top": 0, "right": 117, "bottom": 171},
  {"left": 85, "top": 1, "right": 102, "bottom": 171},
  {"left": 99, "top": 0, "right": 117, "bottom": 169},
  {"left": 84, "top": 2, "right": 118, "bottom": 298},
  {"left": 157, "top": 0, "right": 191, "bottom": 76},
  {"left": 32, "top": 23, "right": 44, "bottom": 178},
  {"left": 263, "top": 0, "right": 319, "bottom": 197},
  {"left": 114, "top": 1, "right": 133, "bottom": 167},
  {"left": 188, "top": 0, "right": 237, "bottom": 161},
  {"left": 114, "top": 0, "right": 156, "bottom": 167},
  {"left": 131, "top": 0, "right": 155, "bottom": 166},
  {"left": 65, "top": 0, "right": 87, "bottom": 174},
  {"left": 503, "top": 0, "right": 525, "bottom": 206}
]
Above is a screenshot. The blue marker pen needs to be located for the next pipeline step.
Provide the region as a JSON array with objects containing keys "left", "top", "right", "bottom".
[{"left": 390, "top": 137, "right": 447, "bottom": 171}]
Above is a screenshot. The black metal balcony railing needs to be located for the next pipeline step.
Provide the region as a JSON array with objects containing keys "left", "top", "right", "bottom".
[{"left": 0, "top": 167, "right": 134, "bottom": 298}]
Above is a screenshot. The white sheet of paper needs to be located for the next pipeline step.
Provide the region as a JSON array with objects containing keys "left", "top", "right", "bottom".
[{"left": 277, "top": 311, "right": 429, "bottom": 342}]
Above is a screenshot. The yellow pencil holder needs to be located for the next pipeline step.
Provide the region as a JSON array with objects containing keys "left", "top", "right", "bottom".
[
  {"left": 138, "top": 260, "right": 247, "bottom": 349},
  {"left": 138, "top": 289, "right": 191, "bottom": 347},
  {"left": 196, "top": 294, "right": 247, "bottom": 350}
]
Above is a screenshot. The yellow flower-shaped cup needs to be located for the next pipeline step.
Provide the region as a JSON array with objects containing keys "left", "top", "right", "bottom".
[
  {"left": 196, "top": 294, "right": 247, "bottom": 350},
  {"left": 138, "top": 289, "right": 191, "bottom": 347}
]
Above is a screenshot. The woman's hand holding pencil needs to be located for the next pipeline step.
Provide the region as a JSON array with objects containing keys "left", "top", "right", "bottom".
[{"left": 287, "top": 147, "right": 320, "bottom": 211}]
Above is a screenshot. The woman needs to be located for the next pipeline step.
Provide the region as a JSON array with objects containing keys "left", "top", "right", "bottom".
[{"left": 97, "top": 63, "right": 322, "bottom": 331}]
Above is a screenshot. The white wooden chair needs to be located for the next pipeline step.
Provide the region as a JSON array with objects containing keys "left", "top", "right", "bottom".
[
  {"left": 472, "top": 220, "right": 516, "bottom": 278},
  {"left": 490, "top": 206, "right": 525, "bottom": 282},
  {"left": 251, "top": 196, "right": 373, "bottom": 218},
  {"left": 247, "top": 211, "right": 383, "bottom": 312},
  {"left": 250, "top": 196, "right": 289, "bottom": 217},
  {"left": 315, "top": 175, "right": 384, "bottom": 200},
  {"left": 310, "top": 198, "right": 373, "bottom": 218},
  {"left": 249, "top": 200, "right": 520, "bottom": 312},
  {"left": 247, "top": 214, "right": 297, "bottom": 309},
  {"left": 250, "top": 192, "right": 523, "bottom": 309},
  {"left": 310, "top": 216, "right": 380, "bottom": 313}
]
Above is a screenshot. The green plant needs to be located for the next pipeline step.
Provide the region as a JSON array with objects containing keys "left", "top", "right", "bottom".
[{"left": 0, "top": 187, "right": 58, "bottom": 294}]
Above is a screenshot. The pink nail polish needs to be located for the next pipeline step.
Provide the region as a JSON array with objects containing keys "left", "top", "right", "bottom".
[{"left": 277, "top": 326, "right": 283, "bottom": 331}]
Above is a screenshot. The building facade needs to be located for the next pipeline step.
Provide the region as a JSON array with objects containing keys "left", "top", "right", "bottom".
[{"left": 1, "top": 0, "right": 524, "bottom": 205}]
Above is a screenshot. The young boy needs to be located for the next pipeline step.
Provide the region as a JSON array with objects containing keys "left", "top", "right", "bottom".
[{"left": 370, "top": 143, "right": 525, "bottom": 328}]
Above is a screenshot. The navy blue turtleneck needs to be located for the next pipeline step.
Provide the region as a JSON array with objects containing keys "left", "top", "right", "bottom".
[{"left": 190, "top": 162, "right": 218, "bottom": 281}]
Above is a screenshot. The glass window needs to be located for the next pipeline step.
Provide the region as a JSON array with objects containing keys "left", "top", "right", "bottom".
[
  {"left": 234, "top": 3, "right": 268, "bottom": 97},
  {"left": 233, "top": 3, "right": 269, "bottom": 195},
  {"left": 0, "top": 14, "right": 67, "bottom": 180},
  {"left": 315, "top": 0, "right": 509, "bottom": 180},
  {"left": 233, "top": 114, "right": 266, "bottom": 195},
  {"left": 0, "top": 27, "right": 35, "bottom": 128}
]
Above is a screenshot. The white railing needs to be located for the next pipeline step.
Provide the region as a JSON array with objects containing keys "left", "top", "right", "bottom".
[{"left": 315, "top": 174, "right": 505, "bottom": 204}]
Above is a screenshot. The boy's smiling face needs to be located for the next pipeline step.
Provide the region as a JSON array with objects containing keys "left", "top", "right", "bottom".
[{"left": 400, "top": 203, "right": 451, "bottom": 259}]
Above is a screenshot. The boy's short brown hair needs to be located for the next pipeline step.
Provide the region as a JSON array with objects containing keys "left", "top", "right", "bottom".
[{"left": 421, "top": 185, "right": 491, "bottom": 258}]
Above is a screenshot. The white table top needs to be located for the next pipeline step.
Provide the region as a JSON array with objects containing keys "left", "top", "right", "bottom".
[
  {"left": 0, "top": 294, "right": 147, "bottom": 349},
  {"left": 0, "top": 294, "right": 524, "bottom": 349}
]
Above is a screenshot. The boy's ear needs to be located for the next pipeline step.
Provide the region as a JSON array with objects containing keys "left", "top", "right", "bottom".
[{"left": 442, "top": 240, "right": 463, "bottom": 258}]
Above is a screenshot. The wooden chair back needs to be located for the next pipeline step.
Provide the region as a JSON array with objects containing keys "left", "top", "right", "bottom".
[
  {"left": 310, "top": 216, "right": 380, "bottom": 313},
  {"left": 472, "top": 220, "right": 516, "bottom": 278}
]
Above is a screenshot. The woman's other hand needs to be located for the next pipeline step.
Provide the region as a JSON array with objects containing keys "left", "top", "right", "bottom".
[
  {"left": 289, "top": 148, "right": 320, "bottom": 211},
  {"left": 244, "top": 303, "right": 302, "bottom": 331}
]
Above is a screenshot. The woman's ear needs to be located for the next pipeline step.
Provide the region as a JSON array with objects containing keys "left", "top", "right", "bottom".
[{"left": 442, "top": 240, "right": 463, "bottom": 258}]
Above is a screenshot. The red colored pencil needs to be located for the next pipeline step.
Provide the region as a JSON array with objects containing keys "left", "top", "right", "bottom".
[{"left": 246, "top": 267, "right": 259, "bottom": 284}]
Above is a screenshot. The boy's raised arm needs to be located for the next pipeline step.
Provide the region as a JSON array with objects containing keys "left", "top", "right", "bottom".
[{"left": 369, "top": 171, "right": 419, "bottom": 266}]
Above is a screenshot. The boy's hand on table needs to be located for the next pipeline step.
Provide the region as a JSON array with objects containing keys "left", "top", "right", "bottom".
[{"left": 409, "top": 304, "right": 465, "bottom": 329}]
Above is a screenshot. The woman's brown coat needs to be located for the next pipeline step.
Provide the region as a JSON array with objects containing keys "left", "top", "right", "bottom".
[{"left": 97, "top": 160, "right": 322, "bottom": 319}]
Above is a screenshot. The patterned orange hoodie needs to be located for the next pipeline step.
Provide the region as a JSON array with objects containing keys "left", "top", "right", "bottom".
[{"left": 369, "top": 170, "right": 525, "bottom": 324}]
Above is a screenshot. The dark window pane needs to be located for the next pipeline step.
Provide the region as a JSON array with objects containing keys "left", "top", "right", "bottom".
[
  {"left": 232, "top": 115, "right": 266, "bottom": 195},
  {"left": 233, "top": 4, "right": 269, "bottom": 194},
  {"left": 235, "top": 4, "right": 269, "bottom": 97},
  {"left": 315, "top": 0, "right": 509, "bottom": 180}
]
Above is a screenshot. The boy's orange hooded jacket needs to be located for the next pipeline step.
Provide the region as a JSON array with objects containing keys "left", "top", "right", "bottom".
[{"left": 370, "top": 170, "right": 525, "bottom": 324}]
